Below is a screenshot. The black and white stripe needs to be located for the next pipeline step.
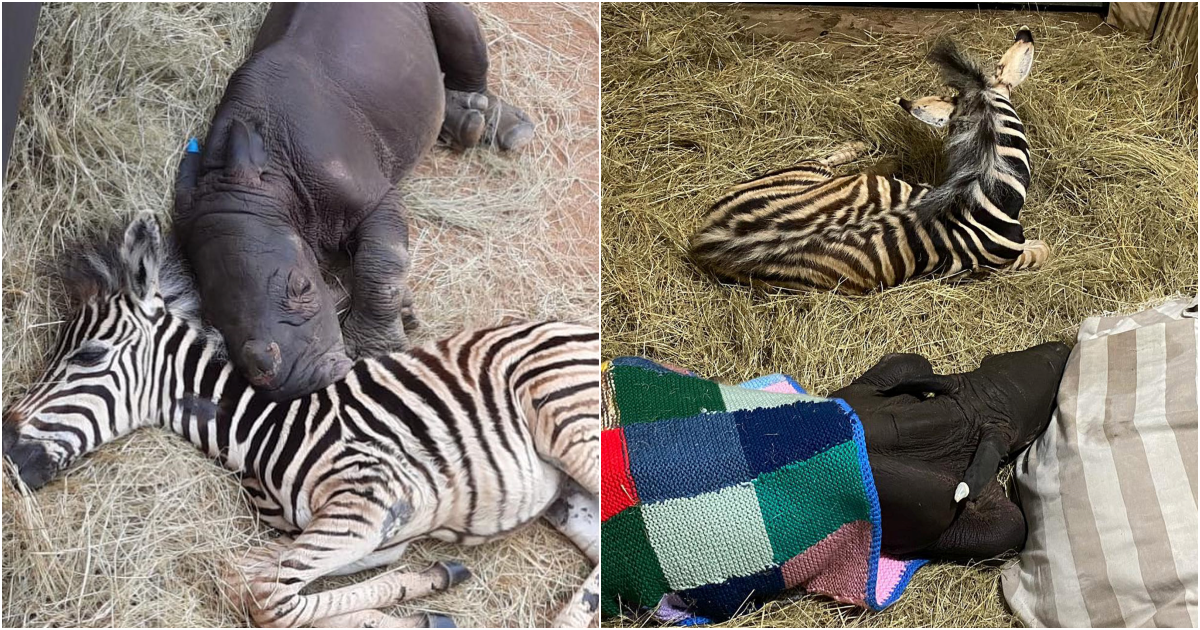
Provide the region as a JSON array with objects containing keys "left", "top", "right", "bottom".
[
  {"left": 3, "top": 215, "right": 601, "bottom": 627},
  {"left": 12, "top": 300, "right": 598, "bottom": 535},
  {"left": 689, "top": 34, "right": 1040, "bottom": 294}
]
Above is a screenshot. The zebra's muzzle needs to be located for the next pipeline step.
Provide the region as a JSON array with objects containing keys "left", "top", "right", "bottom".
[{"left": 2, "top": 423, "right": 56, "bottom": 490}]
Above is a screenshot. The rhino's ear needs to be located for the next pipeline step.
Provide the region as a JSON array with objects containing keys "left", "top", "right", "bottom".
[
  {"left": 174, "top": 138, "right": 202, "bottom": 216},
  {"left": 226, "top": 119, "right": 268, "bottom": 180}
]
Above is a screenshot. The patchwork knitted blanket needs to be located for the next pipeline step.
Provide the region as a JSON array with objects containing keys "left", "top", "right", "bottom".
[{"left": 601, "top": 357, "right": 927, "bottom": 622}]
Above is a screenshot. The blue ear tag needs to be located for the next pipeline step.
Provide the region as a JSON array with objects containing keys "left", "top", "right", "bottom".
[{"left": 186, "top": 137, "right": 201, "bottom": 154}]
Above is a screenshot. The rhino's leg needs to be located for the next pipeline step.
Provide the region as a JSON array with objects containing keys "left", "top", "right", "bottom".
[
  {"left": 440, "top": 90, "right": 488, "bottom": 150},
  {"left": 426, "top": 2, "right": 489, "bottom": 93},
  {"left": 478, "top": 93, "right": 536, "bottom": 152},
  {"left": 428, "top": 2, "right": 488, "bottom": 150},
  {"left": 846, "top": 352, "right": 934, "bottom": 391},
  {"left": 343, "top": 189, "right": 414, "bottom": 359},
  {"left": 876, "top": 455, "right": 1027, "bottom": 562},
  {"left": 427, "top": 2, "right": 535, "bottom": 151}
]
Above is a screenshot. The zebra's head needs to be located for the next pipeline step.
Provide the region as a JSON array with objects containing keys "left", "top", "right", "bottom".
[
  {"left": 3, "top": 214, "right": 208, "bottom": 489},
  {"left": 898, "top": 27, "right": 1034, "bottom": 128}
]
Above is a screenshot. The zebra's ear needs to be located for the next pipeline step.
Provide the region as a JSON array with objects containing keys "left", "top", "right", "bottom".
[
  {"left": 120, "top": 213, "right": 163, "bottom": 301},
  {"left": 994, "top": 27, "right": 1034, "bottom": 90},
  {"left": 898, "top": 95, "right": 955, "bottom": 128}
]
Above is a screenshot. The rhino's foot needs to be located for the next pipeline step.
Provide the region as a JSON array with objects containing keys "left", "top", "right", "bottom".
[
  {"left": 973, "top": 341, "right": 1071, "bottom": 450},
  {"left": 344, "top": 313, "right": 411, "bottom": 360},
  {"left": 401, "top": 306, "right": 421, "bottom": 334},
  {"left": 441, "top": 89, "right": 488, "bottom": 150},
  {"left": 482, "top": 92, "right": 535, "bottom": 152},
  {"left": 400, "top": 286, "right": 420, "bottom": 334},
  {"left": 921, "top": 479, "right": 1027, "bottom": 562}
]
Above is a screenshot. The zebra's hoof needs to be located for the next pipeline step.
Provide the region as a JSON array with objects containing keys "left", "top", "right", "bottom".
[
  {"left": 424, "top": 613, "right": 457, "bottom": 628},
  {"left": 438, "top": 560, "right": 472, "bottom": 587}
]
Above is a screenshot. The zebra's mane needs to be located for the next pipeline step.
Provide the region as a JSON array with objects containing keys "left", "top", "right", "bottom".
[
  {"left": 913, "top": 39, "right": 1012, "bottom": 223},
  {"left": 57, "top": 221, "right": 227, "bottom": 356}
]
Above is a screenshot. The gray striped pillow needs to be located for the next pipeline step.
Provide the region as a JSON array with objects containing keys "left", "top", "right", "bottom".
[{"left": 1002, "top": 298, "right": 1198, "bottom": 627}]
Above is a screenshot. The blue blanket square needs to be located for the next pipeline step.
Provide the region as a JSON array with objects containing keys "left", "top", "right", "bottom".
[
  {"left": 734, "top": 400, "right": 853, "bottom": 477},
  {"left": 624, "top": 411, "right": 751, "bottom": 502},
  {"left": 679, "top": 566, "right": 786, "bottom": 620}
]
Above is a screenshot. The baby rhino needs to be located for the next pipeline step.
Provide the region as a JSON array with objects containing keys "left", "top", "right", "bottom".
[{"left": 175, "top": 3, "right": 534, "bottom": 402}]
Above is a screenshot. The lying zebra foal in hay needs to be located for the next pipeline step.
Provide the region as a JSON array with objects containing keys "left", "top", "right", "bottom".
[
  {"left": 690, "top": 28, "right": 1049, "bottom": 294},
  {"left": 1, "top": 215, "right": 601, "bottom": 628}
]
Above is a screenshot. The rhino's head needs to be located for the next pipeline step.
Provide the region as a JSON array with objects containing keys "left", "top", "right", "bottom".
[{"left": 175, "top": 120, "right": 352, "bottom": 401}]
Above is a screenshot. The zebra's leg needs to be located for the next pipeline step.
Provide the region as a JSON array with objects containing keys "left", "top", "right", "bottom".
[
  {"left": 311, "top": 610, "right": 455, "bottom": 628},
  {"left": 545, "top": 479, "right": 601, "bottom": 627},
  {"left": 231, "top": 544, "right": 467, "bottom": 627},
  {"left": 1010, "top": 239, "right": 1051, "bottom": 271},
  {"left": 515, "top": 338, "right": 600, "bottom": 627},
  {"left": 552, "top": 565, "right": 601, "bottom": 628},
  {"left": 526, "top": 393, "right": 599, "bottom": 497},
  {"left": 818, "top": 141, "right": 870, "bottom": 167},
  {"left": 533, "top": 419, "right": 600, "bottom": 627},
  {"left": 241, "top": 476, "right": 301, "bottom": 536},
  {"left": 324, "top": 540, "right": 411, "bottom": 577},
  {"left": 228, "top": 508, "right": 469, "bottom": 627},
  {"left": 544, "top": 479, "right": 598, "bottom": 563}
]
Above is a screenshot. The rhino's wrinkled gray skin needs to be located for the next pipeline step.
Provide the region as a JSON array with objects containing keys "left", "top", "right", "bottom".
[
  {"left": 174, "top": 3, "right": 533, "bottom": 402},
  {"left": 831, "top": 342, "right": 1070, "bottom": 561}
]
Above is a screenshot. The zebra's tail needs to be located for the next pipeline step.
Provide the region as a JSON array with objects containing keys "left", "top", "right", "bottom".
[
  {"left": 911, "top": 174, "right": 971, "bottom": 224},
  {"left": 927, "top": 39, "right": 988, "bottom": 94}
]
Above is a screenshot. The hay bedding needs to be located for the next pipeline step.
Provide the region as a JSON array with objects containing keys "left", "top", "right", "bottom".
[
  {"left": 601, "top": 3, "right": 1196, "bottom": 628},
  {"left": 2, "top": 2, "right": 598, "bottom": 627}
]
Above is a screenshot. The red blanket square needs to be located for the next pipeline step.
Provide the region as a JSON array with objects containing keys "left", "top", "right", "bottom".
[{"left": 601, "top": 428, "right": 639, "bottom": 521}]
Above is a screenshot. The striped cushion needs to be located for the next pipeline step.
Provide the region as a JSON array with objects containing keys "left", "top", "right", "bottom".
[{"left": 1002, "top": 298, "right": 1198, "bottom": 627}]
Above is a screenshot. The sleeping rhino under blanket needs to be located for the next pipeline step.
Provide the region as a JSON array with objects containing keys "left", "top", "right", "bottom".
[
  {"left": 174, "top": 2, "right": 534, "bottom": 401},
  {"left": 601, "top": 341, "right": 1068, "bottom": 622}
]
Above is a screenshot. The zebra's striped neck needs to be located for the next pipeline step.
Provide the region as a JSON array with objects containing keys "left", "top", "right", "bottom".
[
  {"left": 911, "top": 87, "right": 1032, "bottom": 227},
  {"left": 155, "top": 313, "right": 276, "bottom": 474},
  {"left": 979, "top": 88, "right": 1031, "bottom": 222}
]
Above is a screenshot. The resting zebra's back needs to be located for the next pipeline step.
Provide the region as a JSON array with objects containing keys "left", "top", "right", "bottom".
[
  {"left": 242, "top": 319, "right": 601, "bottom": 541},
  {"left": 690, "top": 161, "right": 941, "bottom": 294}
]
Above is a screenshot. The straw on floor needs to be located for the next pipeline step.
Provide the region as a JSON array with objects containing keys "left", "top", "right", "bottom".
[
  {"left": 601, "top": 3, "right": 1197, "bottom": 628},
  {"left": 2, "top": 3, "right": 598, "bottom": 627}
]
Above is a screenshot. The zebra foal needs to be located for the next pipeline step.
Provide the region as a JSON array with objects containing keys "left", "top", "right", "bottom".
[
  {"left": 690, "top": 28, "right": 1048, "bottom": 294},
  {"left": 2, "top": 215, "right": 600, "bottom": 628}
]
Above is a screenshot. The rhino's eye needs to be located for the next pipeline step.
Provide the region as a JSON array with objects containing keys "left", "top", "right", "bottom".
[
  {"left": 286, "top": 270, "right": 316, "bottom": 301},
  {"left": 69, "top": 346, "right": 108, "bottom": 367},
  {"left": 283, "top": 271, "right": 321, "bottom": 316}
]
